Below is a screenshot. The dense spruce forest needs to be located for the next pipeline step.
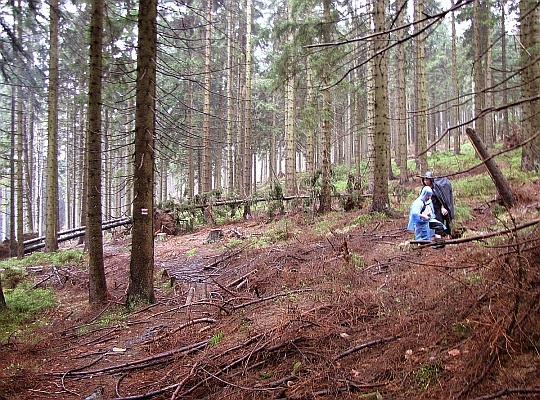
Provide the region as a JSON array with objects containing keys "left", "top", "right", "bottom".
[
  {"left": 1, "top": 0, "right": 540, "bottom": 303},
  {"left": 0, "top": 0, "right": 539, "bottom": 398}
]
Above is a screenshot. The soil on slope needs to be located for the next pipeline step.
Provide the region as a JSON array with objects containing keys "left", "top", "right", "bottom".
[{"left": 1, "top": 179, "right": 539, "bottom": 400}]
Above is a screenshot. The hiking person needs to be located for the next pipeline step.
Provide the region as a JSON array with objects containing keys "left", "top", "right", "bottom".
[
  {"left": 407, "top": 186, "right": 434, "bottom": 241},
  {"left": 420, "top": 171, "right": 454, "bottom": 236}
]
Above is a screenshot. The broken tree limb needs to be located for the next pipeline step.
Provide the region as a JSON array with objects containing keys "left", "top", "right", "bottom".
[
  {"left": 332, "top": 336, "right": 400, "bottom": 362},
  {"left": 230, "top": 289, "right": 313, "bottom": 311},
  {"left": 411, "top": 218, "right": 540, "bottom": 247},
  {"left": 471, "top": 388, "right": 540, "bottom": 400},
  {"left": 57, "top": 340, "right": 207, "bottom": 376},
  {"left": 465, "top": 127, "right": 514, "bottom": 207}
]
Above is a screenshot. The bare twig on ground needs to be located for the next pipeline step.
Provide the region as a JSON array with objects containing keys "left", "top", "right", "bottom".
[
  {"left": 332, "top": 336, "right": 400, "bottom": 362},
  {"left": 470, "top": 387, "right": 540, "bottom": 400}
]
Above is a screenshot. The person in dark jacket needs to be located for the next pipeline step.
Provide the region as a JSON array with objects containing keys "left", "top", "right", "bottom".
[{"left": 420, "top": 171, "right": 454, "bottom": 236}]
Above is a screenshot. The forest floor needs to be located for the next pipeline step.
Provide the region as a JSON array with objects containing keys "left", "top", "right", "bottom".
[{"left": 1, "top": 174, "right": 540, "bottom": 400}]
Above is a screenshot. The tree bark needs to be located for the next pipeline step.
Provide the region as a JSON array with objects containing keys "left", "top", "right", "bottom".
[
  {"left": 226, "top": 6, "right": 235, "bottom": 196},
  {"left": 284, "top": 0, "right": 296, "bottom": 196},
  {"left": 465, "top": 127, "right": 514, "bottom": 207},
  {"left": 371, "top": 0, "right": 390, "bottom": 212},
  {"left": 396, "top": 0, "right": 408, "bottom": 184},
  {"left": 519, "top": 0, "right": 540, "bottom": 171},
  {"left": 244, "top": 0, "right": 253, "bottom": 197},
  {"left": 45, "top": 0, "right": 60, "bottom": 253},
  {"left": 201, "top": 0, "right": 212, "bottom": 193},
  {"left": 87, "top": 0, "right": 107, "bottom": 304},
  {"left": 127, "top": 0, "right": 157, "bottom": 306},
  {"left": 451, "top": 0, "right": 461, "bottom": 155},
  {"left": 318, "top": 0, "right": 333, "bottom": 213},
  {"left": 414, "top": 0, "right": 428, "bottom": 172}
]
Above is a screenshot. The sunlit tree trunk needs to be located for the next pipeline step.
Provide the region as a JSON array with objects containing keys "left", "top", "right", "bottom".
[
  {"left": 371, "top": 0, "right": 390, "bottom": 212},
  {"left": 202, "top": 0, "right": 212, "bottom": 193},
  {"left": 87, "top": 0, "right": 107, "bottom": 304},
  {"left": 127, "top": 0, "right": 157, "bottom": 306},
  {"left": 45, "top": 0, "right": 60, "bottom": 253},
  {"left": 414, "top": 0, "right": 428, "bottom": 172}
]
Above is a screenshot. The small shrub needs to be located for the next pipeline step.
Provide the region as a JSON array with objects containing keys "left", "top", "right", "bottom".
[
  {"left": 414, "top": 363, "right": 442, "bottom": 389},
  {"left": 209, "top": 330, "right": 223, "bottom": 346}
]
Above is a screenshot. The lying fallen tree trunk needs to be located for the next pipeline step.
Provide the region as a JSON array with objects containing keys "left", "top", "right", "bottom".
[
  {"left": 23, "top": 217, "right": 132, "bottom": 254},
  {"left": 410, "top": 218, "right": 540, "bottom": 247}
]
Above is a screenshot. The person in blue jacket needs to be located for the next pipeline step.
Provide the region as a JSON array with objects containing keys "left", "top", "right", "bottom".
[{"left": 407, "top": 186, "right": 434, "bottom": 241}]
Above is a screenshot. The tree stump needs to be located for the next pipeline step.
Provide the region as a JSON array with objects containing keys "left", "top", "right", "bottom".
[{"left": 205, "top": 229, "right": 223, "bottom": 244}]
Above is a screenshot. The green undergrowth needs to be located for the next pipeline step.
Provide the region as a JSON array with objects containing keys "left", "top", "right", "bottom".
[
  {"left": 0, "top": 282, "right": 56, "bottom": 342},
  {"left": 0, "top": 249, "right": 83, "bottom": 342},
  {"left": 0, "top": 248, "right": 84, "bottom": 271}
]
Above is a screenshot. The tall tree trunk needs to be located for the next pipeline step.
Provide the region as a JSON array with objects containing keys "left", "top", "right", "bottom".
[
  {"left": 484, "top": 35, "right": 494, "bottom": 148},
  {"left": 17, "top": 86, "right": 24, "bottom": 258},
  {"left": 45, "top": 0, "right": 60, "bottom": 253},
  {"left": 187, "top": 77, "right": 195, "bottom": 199},
  {"left": 305, "top": 55, "right": 315, "bottom": 178},
  {"left": 414, "top": 0, "right": 428, "bottom": 172},
  {"left": 284, "top": 0, "right": 296, "bottom": 196},
  {"left": 10, "top": 90, "right": 16, "bottom": 257},
  {"left": 16, "top": 3, "right": 24, "bottom": 258},
  {"left": 127, "top": 0, "right": 157, "bottom": 306},
  {"left": 396, "top": 0, "right": 408, "bottom": 184},
  {"left": 24, "top": 105, "right": 35, "bottom": 232},
  {"left": 472, "top": 0, "right": 487, "bottom": 143},
  {"left": 500, "top": 0, "right": 509, "bottom": 143},
  {"left": 202, "top": 0, "right": 212, "bottom": 193},
  {"left": 87, "top": 0, "right": 107, "bottom": 304},
  {"left": 319, "top": 0, "right": 332, "bottom": 213},
  {"left": 366, "top": 0, "right": 375, "bottom": 191},
  {"left": 371, "top": 0, "right": 390, "bottom": 212},
  {"left": 451, "top": 0, "right": 461, "bottom": 155},
  {"left": 244, "top": 0, "right": 253, "bottom": 196},
  {"left": 519, "top": 0, "right": 540, "bottom": 171},
  {"left": 226, "top": 6, "right": 235, "bottom": 195}
]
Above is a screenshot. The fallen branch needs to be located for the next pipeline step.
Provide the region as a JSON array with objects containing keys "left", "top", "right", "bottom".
[
  {"left": 154, "top": 318, "right": 217, "bottom": 341},
  {"left": 231, "top": 289, "right": 313, "bottom": 311},
  {"left": 110, "top": 382, "right": 180, "bottom": 400},
  {"left": 332, "top": 336, "right": 400, "bottom": 362},
  {"left": 55, "top": 340, "right": 207, "bottom": 376},
  {"left": 411, "top": 218, "right": 540, "bottom": 248},
  {"left": 471, "top": 387, "right": 540, "bottom": 400}
]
